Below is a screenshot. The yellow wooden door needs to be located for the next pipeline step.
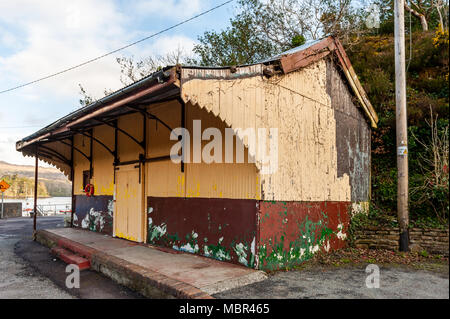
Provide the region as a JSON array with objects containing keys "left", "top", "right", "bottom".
[{"left": 114, "top": 164, "right": 144, "bottom": 242}]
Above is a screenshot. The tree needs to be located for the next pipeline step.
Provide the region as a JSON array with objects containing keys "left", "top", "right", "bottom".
[
  {"left": 404, "top": 0, "right": 432, "bottom": 31},
  {"left": 432, "top": 0, "right": 449, "bottom": 30},
  {"left": 78, "top": 84, "right": 94, "bottom": 107},
  {"left": 367, "top": 0, "right": 448, "bottom": 34},
  {"left": 78, "top": 47, "right": 190, "bottom": 107},
  {"left": 403, "top": 0, "right": 449, "bottom": 32},
  {"left": 116, "top": 45, "right": 189, "bottom": 86},
  {"left": 193, "top": 0, "right": 372, "bottom": 66},
  {"left": 192, "top": 9, "right": 277, "bottom": 66}
]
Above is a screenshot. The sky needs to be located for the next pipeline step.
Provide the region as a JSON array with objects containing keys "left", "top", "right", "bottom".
[{"left": 0, "top": 0, "right": 234, "bottom": 166}]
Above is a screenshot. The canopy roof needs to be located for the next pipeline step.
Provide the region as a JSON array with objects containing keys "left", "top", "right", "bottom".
[{"left": 16, "top": 36, "right": 377, "bottom": 177}]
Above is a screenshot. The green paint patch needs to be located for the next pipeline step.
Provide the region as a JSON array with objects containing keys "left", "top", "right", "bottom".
[
  {"left": 204, "top": 237, "right": 232, "bottom": 261},
  {"left": 258, "top": 214, "right": 336, "bottom": 271},
  {"left": 146, "top": 217, "right": 256, "bottom": 267}
]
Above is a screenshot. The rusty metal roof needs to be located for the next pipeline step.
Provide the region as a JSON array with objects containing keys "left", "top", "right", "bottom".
[
  {"left": 261, "top": 38, "right": 324, "bottom": 63},
  {"left": 17, "top": 36, "right": 377, "bottom": 154},
  {"left": 16, "top": 66, "right": 178, "bottom": 151}
]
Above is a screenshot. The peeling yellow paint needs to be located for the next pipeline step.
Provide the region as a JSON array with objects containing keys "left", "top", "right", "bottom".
[{"left": 182, "top": 60, "right": 351, "bottom": 201}]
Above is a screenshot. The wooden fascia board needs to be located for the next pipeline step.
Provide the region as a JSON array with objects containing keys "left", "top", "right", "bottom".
[
  {"left": 280, "top": 37, "right": 335, "bottom": 73},
  {"left": 333, "top": 38, "right": 378, "bottom": 128}
]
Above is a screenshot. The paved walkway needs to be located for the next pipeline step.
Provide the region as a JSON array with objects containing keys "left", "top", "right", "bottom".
[{"left": 37, "top": 228, "right": 266, "bottom": 298}]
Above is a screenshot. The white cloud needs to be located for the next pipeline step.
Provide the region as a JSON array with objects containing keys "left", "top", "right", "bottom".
[
  {"left": 132, "top": 34, "right": 197, "bottom": 61},
  {"left": 0, "top": 130, "right": 33, "bottom": 165},
  {"left": 0, "top": 27, "right": 19, "bottom": 49},
  {"left": 133, "top": 0, "right": 204, "bottom": 20},
  {"left": 0, "top": 1, "right": 201, "bottom": 100},
  {"left": 0, "top": 1, "right": 130, "bottom": 99},
  {"left": 0, "top": 1, "right": 203, "bottom": 166},
  {"left": 152, "top": 35, "right": 197, "bottom": 54}
]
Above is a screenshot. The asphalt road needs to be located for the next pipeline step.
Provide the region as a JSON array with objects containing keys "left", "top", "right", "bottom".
[
  {"left": 214, "top": 264, "right": 449, "bottom": 299},
  {"left": 0, "top": 216, "right": 143, "bottom": 299},
  {"left": 2, "top": 216, "right": 448, "bottom": 299}
]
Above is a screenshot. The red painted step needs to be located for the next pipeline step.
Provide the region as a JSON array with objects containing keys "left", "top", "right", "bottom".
[
  {"left": 57, "top": 238, "right": 95, "bottom": 259},
  {"left": 51, "top": 247, "right": 90, "bottom": 271}
]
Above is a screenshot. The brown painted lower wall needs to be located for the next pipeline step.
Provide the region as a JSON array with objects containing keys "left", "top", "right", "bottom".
[
  {"left": 70, "top": 195, "right": 354, "bottom": 270},
  {"left": 258, "top": 201, "right": 351, "bottom": 270},
  {"left": 147, "top": 197, "right": 259, "bottom": 267},
  {"left": 353, "top": 226, "right": 449, "bottom": 256},
  {"left": 146, "top": 197, "right": 352, "bottom": 270},
  {"left": 72, "top": 195, "right": 113, "bottom": 235}
]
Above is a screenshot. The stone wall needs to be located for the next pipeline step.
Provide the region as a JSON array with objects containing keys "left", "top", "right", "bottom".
[
  {"left": 353, "top": 226, "right": 449, "bottom": 256},
  {"left": 1, "top": 202, "right": 22, "bottom": 218}
]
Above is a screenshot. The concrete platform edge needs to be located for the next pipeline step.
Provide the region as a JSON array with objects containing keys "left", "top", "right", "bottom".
[{"left": 35, "top": 229, "right": 214, "bottom": 299}]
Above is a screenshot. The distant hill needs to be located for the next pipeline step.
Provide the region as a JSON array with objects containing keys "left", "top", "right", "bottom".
[
  {"left": 0, "top": 160, "right": 69, "bottom": 180},
  {"left": 0, "top": 161, "right": 71, "bottom": 198}
]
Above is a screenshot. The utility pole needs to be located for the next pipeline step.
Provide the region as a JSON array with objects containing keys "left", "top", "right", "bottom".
[{"left": 394, "top": 0, "right": 409, "bottom": 251}]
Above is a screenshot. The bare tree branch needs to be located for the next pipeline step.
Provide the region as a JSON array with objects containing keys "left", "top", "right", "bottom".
[{"left": 405, "top": 0, "right": 429, "bottom": 31}]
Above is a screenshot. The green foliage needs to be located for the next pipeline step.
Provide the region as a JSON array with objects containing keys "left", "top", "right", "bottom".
[
  {"left": 42, "top": 180, "right": 71, "bottom": 197},
  {"left": 347, "top": 29, "right": 449, "bottom": 228},
  {"left": 192, "top": 0, "right": 368, "bottom": 66},
  {"left": 0, "top": 174, "right": 49, "bottom": 198},
  {"left": 373, "top": 0, "right": 447, "bottom": 35},
  {"left": 350, "top": 203, "right": 397, "bottom": 230},
  {"left": 411, "top": 215, "right": 448, "bottom": 229},
  {"left": 291, "top": 34, "right": 306, "bottom": 47},
  {"left": 193, "top": 8, "right": 277, "bottom": 66},
  {"left": 348, "top": 203, "right": 392, "bottom": 245}
]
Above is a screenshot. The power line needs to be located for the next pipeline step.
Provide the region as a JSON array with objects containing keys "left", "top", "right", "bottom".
[
  {"left": 0, "top": 0, "right": 234, "bottom": 95},
  {"left": 0, "top": 126, "right": 43, "bottom": 129}
]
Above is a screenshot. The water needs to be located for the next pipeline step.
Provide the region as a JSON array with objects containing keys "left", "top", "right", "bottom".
[{"left": 2, "top": 197, "right": 71, "bottom": 216}]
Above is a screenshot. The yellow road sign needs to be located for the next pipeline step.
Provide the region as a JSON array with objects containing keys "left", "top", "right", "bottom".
[{"left": 0, "top": 180, "right": 10, "bottom": 192}]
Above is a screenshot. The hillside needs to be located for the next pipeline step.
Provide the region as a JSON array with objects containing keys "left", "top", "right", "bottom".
[
  {"left": 346, "top": 30, "right": 449, "bottom": 228},
  {"left": 0, "top": 161, "right": 71, "bottom": 198}
]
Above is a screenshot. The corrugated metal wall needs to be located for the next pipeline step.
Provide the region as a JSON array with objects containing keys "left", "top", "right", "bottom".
[
  {"left": 181, "top": 60, "right": 352, "bottom": 202},
  {"left": 92, "top": 124, "right": 114, "bottom": 196},
  {"left": 145, "top": 99, "right": 260, "bottom": 200}
]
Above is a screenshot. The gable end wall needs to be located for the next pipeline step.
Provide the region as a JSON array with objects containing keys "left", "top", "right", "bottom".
[{"left": 326, "top": 59, "right": 371, "bottom": 202}]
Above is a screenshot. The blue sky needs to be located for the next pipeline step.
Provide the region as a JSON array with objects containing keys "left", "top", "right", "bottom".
[{"left": 0, "top": 0, "right": 234, "bottom": 166}]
